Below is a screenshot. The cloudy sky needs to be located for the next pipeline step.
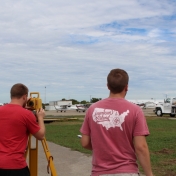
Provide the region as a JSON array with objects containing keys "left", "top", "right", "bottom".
[{"left": 0, "top": 0, "right": 176, "bottom": 103}]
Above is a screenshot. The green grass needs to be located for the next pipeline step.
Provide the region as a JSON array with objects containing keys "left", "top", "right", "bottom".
[
  {"left": 146, "top": 117, "right": 176, "bottom": 176},
  {"left": 45, "top": 116, "right": 176, "bottom": 176},
  {"left": 45, "top": 117, "right": 91, "bottom": 154}
]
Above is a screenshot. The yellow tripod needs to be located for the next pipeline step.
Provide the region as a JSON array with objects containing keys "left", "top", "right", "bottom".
[
  {"left": 25, "top": 134, "right": 58, "bottom": 176},
  {"left": 25, "top": 92, "right": 58, "bottom": 175}
]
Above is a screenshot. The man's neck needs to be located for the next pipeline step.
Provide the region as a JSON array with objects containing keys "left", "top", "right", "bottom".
[
  {"left": 10, "top": 99, "right": 22, "bottom": 106},
  {"left": 108, "top": 92, "right": 126, "bottom": 99}
]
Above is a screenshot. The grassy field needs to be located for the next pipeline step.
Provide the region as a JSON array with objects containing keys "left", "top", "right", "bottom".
[{"left": 45, "top": 116, "right": 176, "bottom": 176}]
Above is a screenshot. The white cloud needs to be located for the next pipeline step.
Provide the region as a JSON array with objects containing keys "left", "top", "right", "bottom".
[{"left": 0, "top": 0, "right": 176, "bottom": 103}]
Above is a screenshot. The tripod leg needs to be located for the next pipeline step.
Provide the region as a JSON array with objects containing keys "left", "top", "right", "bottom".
[
  {"left": 28, "top": 134, "right": 38, "bottom": 176},
  {"left": 41, "top": 137, "right": 58, "bottom": 176}
]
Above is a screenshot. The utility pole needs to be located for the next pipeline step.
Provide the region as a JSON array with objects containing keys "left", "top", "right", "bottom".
[{"left": 45, "top": 86, "right": 46, "bottom": 104}]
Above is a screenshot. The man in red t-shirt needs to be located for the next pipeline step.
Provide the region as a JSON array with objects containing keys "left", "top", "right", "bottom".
[
  {"left": 80, "top": 69, "right": 153, "bottom": 176},
  {"left": 0, "top": 83, "right": 45, "bottom": 176}
]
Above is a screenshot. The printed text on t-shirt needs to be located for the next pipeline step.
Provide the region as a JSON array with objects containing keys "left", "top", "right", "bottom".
[{"left": 92, "top": 108, "right": 129, "bottom": 131}]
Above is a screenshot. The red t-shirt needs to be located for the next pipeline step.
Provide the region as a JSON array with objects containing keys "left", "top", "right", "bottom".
[
  {"left": 80, "top": 98, "right": 149, "bottom": 176},
  {"left": 0, "top": 104, "right": 40, "bottom": 169}
]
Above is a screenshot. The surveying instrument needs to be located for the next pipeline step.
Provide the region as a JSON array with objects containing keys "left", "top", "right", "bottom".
[{"left": 25, "top": 92, "right": 58, "bottom": 176}]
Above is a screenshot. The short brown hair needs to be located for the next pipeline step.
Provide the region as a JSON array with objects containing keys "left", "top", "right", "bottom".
[
  {"left": 10, "top": 83, "right": 28, "bottom": 99},
  {"left": 107, "top": 68, "right": 129, "bottom": 94}
]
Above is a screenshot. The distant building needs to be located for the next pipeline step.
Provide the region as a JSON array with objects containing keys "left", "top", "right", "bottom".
[{"left": 45, "top": 100, "right": 72, "bottom": 111}]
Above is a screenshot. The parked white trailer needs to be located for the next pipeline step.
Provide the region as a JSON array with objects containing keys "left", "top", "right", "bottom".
[{"left": 154, "top": 97, "right": 176, "bottom": 117}]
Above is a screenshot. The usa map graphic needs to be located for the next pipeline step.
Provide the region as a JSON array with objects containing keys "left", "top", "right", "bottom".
[{"left": 92, "top": 108, "right": 129, "bottom": 131}]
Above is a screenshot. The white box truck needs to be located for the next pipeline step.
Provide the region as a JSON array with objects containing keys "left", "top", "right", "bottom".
[{"left": 154, "top": 97, "right": 176, "bottom": 117}]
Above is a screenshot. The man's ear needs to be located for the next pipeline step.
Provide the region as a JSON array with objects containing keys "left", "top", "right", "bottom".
[
  {"left": 22, "top": 94, "right": 27, "bottom": 101},
  {"left": 125, "top": 85, "right": 128, "bottom": 92},
  {"left": 22, "top": 95, "right": 25, "bottom": 100}
]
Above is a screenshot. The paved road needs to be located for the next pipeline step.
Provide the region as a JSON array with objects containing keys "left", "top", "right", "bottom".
[{"left": 45, "top": 108, "right": 156, "bottom": 117}]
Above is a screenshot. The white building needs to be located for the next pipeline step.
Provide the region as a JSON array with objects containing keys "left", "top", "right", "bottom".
[{"left": 45, "top": 100, "right": 72, "bottom": 111}]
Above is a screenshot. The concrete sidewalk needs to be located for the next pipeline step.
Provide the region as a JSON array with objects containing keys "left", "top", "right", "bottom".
[{"left": 33, "top": 140, "right": 92, "bottom": 176}]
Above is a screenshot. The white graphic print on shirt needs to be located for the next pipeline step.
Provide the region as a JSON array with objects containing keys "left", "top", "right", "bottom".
[{"left": 92, "top": 108, "right": 129, "bottom": 131}]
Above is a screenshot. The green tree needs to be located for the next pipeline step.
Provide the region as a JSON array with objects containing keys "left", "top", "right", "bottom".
[
  {"left": 61, "top": 98, "right": 79, "bottom": 105},
  {"left": 91, "top": 98, "right": 102, "bottom": 103},
  {"left": 69, "top": 99, "right": 79, "bottom": 105},
  {"left": 80, "top": 100, "right": 88, "bottom": 104}
]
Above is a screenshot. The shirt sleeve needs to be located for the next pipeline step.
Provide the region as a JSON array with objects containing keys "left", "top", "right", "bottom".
[
  {"left": 25, "top": 111, "right": 41, "bottom": 135},
  {"left": 133, "top": 108, "right": 150, "bottom": 137},
  {"left": 80, "top": 109, "right": 91, "bottom": 136}
]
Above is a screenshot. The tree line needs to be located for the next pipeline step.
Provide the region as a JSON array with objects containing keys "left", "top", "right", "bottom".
[{"left": 61, "top": 97, "right": 102, "bottom": 105}]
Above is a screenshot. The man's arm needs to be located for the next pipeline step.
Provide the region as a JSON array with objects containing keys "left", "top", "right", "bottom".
[
  {"left": 133, "top": 136, "right": 153, "bottom": 176},
  {"left": 81, "top": 134, "right": 92, "bottom": 150},
  {"left": 33, "top": 108, "right": 45, "bottom": 140}
]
